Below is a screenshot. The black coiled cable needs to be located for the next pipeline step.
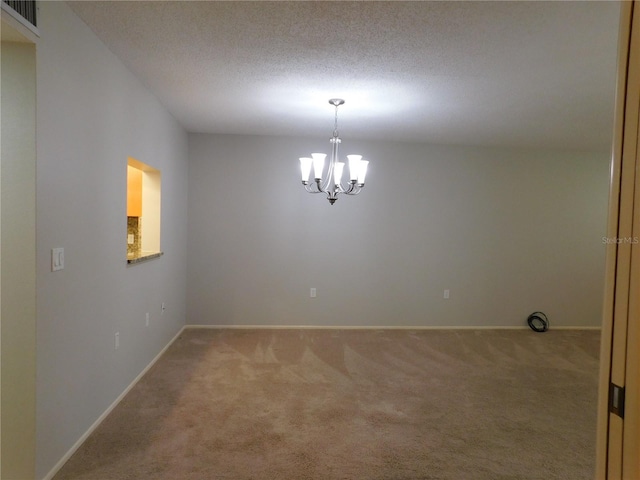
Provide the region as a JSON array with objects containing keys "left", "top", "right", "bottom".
[{"left": 527, "top": 311, "right": 549, "bottom": 332}]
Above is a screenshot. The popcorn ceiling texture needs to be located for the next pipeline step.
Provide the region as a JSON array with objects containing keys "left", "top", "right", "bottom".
[
  {"left": 53, "top": 328, "right": 599, "bottom": 480},
  {"left": 67, "top": 1, "right": 619, "bottom": 150}
]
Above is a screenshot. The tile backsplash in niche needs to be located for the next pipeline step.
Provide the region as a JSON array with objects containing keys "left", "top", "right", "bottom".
[{"left": 127, "top": 216, "right": 141, "bottom": 256}]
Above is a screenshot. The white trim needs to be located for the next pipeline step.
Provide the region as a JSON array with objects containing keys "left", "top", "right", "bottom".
[
  {"left": 550, "top": 326, "right": 602, "bottom": 330},
  {"left": 184, "top": 324, "right": 601, "bottom": 331},
  {"left": 41, "top": 327, "right": 185, "bottom": 480}
]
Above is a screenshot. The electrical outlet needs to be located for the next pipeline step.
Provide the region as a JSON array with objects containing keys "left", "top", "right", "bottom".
[
  {"left": 145, "top": 313, "right": 150, "bottom": 327},
  {"left": 310, "top": 288, "right": 317, "bottom": 298},
  {"left": 115, "top": 332, "right": 120, "bottom": 350},
  {"left": 444, "top": 289, "right": 450, "bottom": 299}
]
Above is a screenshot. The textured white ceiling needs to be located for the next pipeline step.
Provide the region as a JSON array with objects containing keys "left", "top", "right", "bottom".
[{"left": 68, "top": 1, "right": 621, "bottom": 150}]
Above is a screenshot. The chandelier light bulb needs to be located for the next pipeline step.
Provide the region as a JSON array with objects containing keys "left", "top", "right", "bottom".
[
  {"left": 298, "top": 99, "right": 369, "bottom": 205},
  {"left": 357, "top": 160, "right": 369, "bottom": 185},
  {"left": 311, "top": 153, "right": 326, "bottom": 180},
  {"left": 347, "top": 155, "right": 362, "bottom": 182},
  {"left": 299, "top": 157, "right": 312, "bottom": 183}
]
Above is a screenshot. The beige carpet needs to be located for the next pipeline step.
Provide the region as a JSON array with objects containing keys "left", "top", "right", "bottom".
[{"left": 54, "top": 328, "right": 600, "bottom": 480}]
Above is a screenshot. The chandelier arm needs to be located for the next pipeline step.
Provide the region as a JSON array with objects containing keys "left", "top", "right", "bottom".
[
  {"left": 315, "top": 177, "right": 329, "bottom": 194},
  {"left": 344, "top": 184, "right": 362, "bottom": 195},
  {"left": 327, "top": 131, "right": 342, "bottom": 192},
  {"left": 316, "top": 140, "right": 337, "bottom": 193},
  {"left": 304, "top": 183, "right": 321, "bottom": 194},
  {"left": 341, "top": 182, "right": 357, "bottom": 194}
]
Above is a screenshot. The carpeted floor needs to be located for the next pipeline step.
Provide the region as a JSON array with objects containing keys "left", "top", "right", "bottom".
[{"left": 54, "top": 328, "right": 600, "bottom": 480}]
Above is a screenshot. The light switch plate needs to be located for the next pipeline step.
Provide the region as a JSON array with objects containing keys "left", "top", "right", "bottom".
[
  {"left": 52, "top": 248, "right": 64, "bottom": 271},
  {"left": 127, "top": 234, "right": 134, "bottom": 245}
]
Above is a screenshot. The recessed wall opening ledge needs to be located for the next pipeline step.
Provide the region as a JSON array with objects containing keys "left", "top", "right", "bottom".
[{"left": 127, "top": 251, "right": 163, "bottom": 265}]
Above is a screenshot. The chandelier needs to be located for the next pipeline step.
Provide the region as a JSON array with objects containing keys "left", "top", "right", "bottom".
[{"left": 299, "top": 99, "right": 369, "bottom": 205}]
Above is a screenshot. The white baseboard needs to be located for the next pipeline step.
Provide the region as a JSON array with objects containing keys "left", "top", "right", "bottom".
[
  {"left": 185, "top": 324, "right": 601, "bottom": 331},
  {"left": 41, "top": 327, "right": 186, "bottom": 480},
  {"left": 550, "top": 326, "right": 602, "bottom": 330}
]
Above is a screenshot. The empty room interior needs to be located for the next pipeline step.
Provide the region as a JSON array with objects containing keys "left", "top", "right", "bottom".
[{"left": 1, "top": 1, "right": 633, "bottom": 479}]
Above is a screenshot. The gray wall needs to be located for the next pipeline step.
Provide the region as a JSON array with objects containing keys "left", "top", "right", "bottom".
[
  {"left": 187, "top": 134, "right": 609, "bottom": 328},
  {"left": 35, "top": 3, "right": 188, "bottom": 478},
  {"left": 31, "top": 2, "right": 611, "bottom": 477}
]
